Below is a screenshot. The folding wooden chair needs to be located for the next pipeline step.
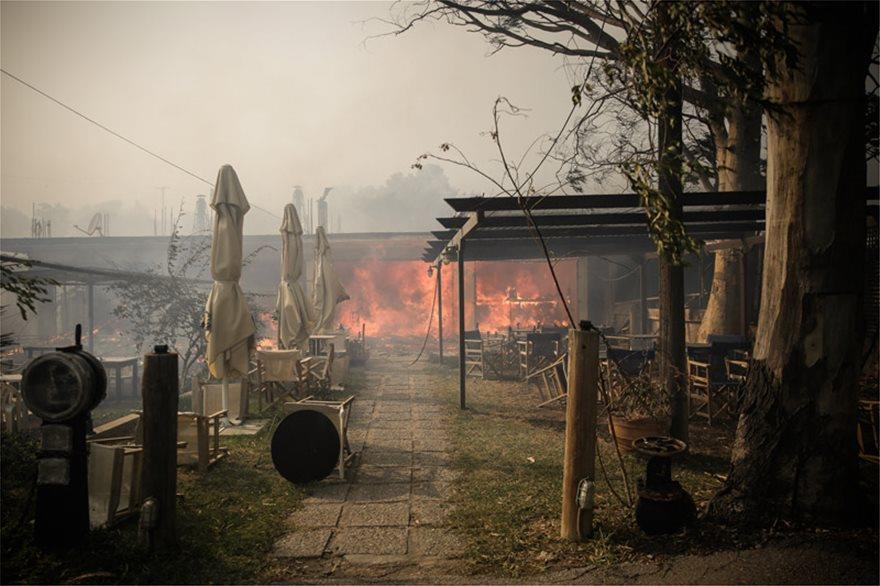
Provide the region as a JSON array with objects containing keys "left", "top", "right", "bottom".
[
  {"left": 87, "top": 441, "right": 143, "bottom": 528},
  {"left": 194, "top": 379, "right": 249, "bottom": 422},
  {"left": 253, "top": 349, "right": 305, "bottom": 410},
  {"left": 300, "top": 344, "right": 336, "bottom": 393},
  {"left": 177, "top": 409, "right": 228, "bottom": 473},
  {"left": 464, "top": 331, "right": 485, "bottom": 378},
  {"left": 528, "top": 353, "right": 569, "bottom": 408}
]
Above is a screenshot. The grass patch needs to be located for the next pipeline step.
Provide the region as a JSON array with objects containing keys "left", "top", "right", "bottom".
[
  {"left": 438, "top": 368, "right": 755, "bottom": 578},
  {"left": 1, "top": 404, "right": 304, "bottom": 585}
]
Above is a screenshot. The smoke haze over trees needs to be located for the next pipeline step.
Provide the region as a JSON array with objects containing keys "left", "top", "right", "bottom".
[{"left": 0, "top": 164, "right": 457, "bottom": 237}]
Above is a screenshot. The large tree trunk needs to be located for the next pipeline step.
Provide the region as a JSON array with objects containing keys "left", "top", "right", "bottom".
[
  {"left": 697, "top": 102, "right": 763, "bottom": 342},
  {"left": 707, "top": 2, "right": 876, "bottom": 525}
]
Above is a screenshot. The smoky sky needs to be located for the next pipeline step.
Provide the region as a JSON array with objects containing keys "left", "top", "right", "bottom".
[{"left": 1, "top": 1, "right": 576, "bottom": 235}]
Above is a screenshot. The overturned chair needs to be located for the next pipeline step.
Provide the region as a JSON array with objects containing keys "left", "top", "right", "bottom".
[{"left": 271, "top": 394, "right": 355, "bottom": 483}]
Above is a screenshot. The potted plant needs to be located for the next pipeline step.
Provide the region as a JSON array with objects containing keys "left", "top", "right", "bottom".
[{"left": 606, "top": 368, "right": 671, "bottom": 452}]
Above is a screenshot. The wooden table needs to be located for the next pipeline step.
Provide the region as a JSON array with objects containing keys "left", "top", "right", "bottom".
[
  {"left": 100, "top": 356, "right": 140, "bottom": 398},
  {"left": 308, "top": 334, "right": 340, "bottom": 357}
]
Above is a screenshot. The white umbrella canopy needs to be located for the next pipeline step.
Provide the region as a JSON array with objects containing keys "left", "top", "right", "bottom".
[
  {"left": 277, "top": 203, "right": 313, "bottom": 348},
  {"left": 312, "top": 226, "right": 349, "bottom": 333},
  {"left": 204, "top": 164, "right": 256, "bottom": 380}
]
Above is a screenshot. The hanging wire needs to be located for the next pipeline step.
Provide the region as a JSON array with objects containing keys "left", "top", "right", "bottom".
[
  {"left": 410, "top": 265, "right": 440, "bottom": 365},
  {"left": 1, "top": 68, "right": 281, "bottom": 220}
]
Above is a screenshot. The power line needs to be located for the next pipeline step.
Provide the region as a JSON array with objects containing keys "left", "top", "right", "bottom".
[{"left": 0, "top": 67, "right": 281, "bottom": 220}]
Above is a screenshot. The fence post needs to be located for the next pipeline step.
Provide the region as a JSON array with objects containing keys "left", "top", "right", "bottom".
[
  {"left": 139, "top": 346, "right": 178, "bottom": 549},
  {"left": 560, "top": 326, "right": 599, "bottom": 541}
]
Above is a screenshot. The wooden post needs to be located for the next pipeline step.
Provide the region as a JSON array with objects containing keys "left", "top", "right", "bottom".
[
  {"left": 638, "top": 258, "right": 648, "bottom": 334},
  {"left": 139, "top": 347, "right": 179, "bottom": 549},
  {"left": 437, "top": 262, "right": 444, "bottom": 363},
  {"left": 576, "top": 257, "right": 589, "bottom": 322},
  {"left": 739, "top": 245, "right": 748, "bottom": 336},
  {"left": 458, "top": 243, "right": 466, "bottom": 409},
  {"left": 561, "top": 326, "right": 599, "bottom": 541},
  {"left": 87, "top": 282, "right": 94, "bottom": 352}
]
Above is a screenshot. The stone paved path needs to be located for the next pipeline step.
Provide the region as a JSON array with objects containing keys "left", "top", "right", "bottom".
[{"left": 273, "top": 356, "right": 463, "bottom": 568}]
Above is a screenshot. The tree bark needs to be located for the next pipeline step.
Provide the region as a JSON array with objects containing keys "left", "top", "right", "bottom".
[
  {"left": 707, "top": 1, "right": 876, "bottom": 525},
  {"left": 697, "top": 64, "right": 764, "bottom": 343}
]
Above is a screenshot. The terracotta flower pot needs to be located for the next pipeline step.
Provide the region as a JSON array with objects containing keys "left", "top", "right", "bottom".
[{"left": 608, "top": 415, "right": 668, "bottom": 453}]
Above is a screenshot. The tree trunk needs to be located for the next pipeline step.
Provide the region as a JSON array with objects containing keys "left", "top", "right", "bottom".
[
  {"left": 697, "top": 75, "right": 764, "bottom": 343},
  {"left": 656, "top": 6, "right": 688, "bottom": 442},
  {"left": 707, "top": 2, "right": 876, "bottom": 525}
]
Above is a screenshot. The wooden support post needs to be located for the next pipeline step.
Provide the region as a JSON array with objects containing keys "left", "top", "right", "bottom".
[
  {"left": 576, "top": 257, "right": 589, "bottom": 322},
  {"left": 437, "top": 263, "right": 444, "bottom": 363},
  {"left": 139, "top": 347, "right": 179, "bottom": 549},
  {"left": 87, "top": 282, "right": 94, "bottom": 353},
  {"left": 638, "top": 258, "right": 648, "bottom": 334},
  {"left": 561, "top": 327, "right": 599, "bottom": 541},
  {"left": 739, "top": 246, "right": 748, "bottom": 336},
  {"left": 458, "top": 243, "right": 466, "bottom": 409}
]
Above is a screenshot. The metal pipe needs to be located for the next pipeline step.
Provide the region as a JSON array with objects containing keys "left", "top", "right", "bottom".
[
  {"left": 458, "top": 243, "right": 466, "bottom": 409},
  {"left": 437, "top": 262, "right": 444, "bottom": 363}
]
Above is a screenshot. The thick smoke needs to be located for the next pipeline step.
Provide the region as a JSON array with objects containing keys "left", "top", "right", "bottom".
[{"left": 330, "top": 164, "right": 457, "bottom": 233}]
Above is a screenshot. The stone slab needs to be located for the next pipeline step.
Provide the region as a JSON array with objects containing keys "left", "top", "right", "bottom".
[
  {"left": 360, "top": 450, "right": 412, "bottom": 467},
  {"left": 273, "top": 529, "right": 333, "bottom": 558},
  {"left": 286, "top": 503, "right": 343, "bottom": 528},
  {"left": 410, "top": 499, "right": 451, "bottom": 527},
  {"left": 339, "top": 502, "right": 410, "bottom": 527},
  {"left": 303, "top": 483, "right": 350, "bottom": 503},
  {"left": 355, "top": 465, "right": 412, "bottom": 484},
  {"left": 329, "top": 527, "right": 408, "bottom": 555},
  {"left": 349, "top": 483, "right": 410, "bottom": 503},
  {"left": 220, "top": 419, "right": 269, "bottom": 436}
]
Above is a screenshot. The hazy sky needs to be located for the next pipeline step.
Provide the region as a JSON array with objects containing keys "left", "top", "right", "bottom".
[{"left": 1, "top": 1, "right": 575, "bottom": 231}]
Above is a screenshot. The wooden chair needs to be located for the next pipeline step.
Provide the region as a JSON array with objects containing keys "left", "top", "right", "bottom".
[
  {"left": 253, "top": 349, "right": 305, "bottom": 410},
  {"left": 283, "top": 395, "right": 356, "bottom": 480},
  {"left": 464, "top": 331, "right": 485, "bottom": 379},
  {"left": 518, "top": 332, "right": 564, "bottom": 380},
  {"left": 194, "top": 379, "right": 249, "bottom": 422},
  {"left": 300, "top": 344, "right": 335, "bottom": 393},
  {"left": 87, "top": 441, "right": 143, "bottom": 528},
  {"left": 177, "top": 409, "right": 228, "bottom": 473},
  {"left": 528, "top": 353, "right": 569, "bottom": 408},
  {"left": 687, "top": 358, "right": 738, "bottom": 425}
]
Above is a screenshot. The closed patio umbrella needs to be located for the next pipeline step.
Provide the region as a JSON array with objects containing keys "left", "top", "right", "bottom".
[
  {"left": 312, "top": 226, "right": 349, "bottom": 333},
  {"left": 277, "top": 203, "right": 313, "bottom": 348},
  {"left": 204, "top": 165, "right": 255, "bottom": 409}
]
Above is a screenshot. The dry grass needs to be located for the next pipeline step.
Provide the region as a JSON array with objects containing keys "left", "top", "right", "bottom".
[
  {"left": 426, "top": 364, "right": 757, "bottom": 578},
  {"left": 0, "top": 403, "right": 305, "bottom": 585}
]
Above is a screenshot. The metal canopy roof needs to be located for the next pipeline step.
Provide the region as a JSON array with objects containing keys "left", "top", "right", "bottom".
[{"left": 424, "top": 187, "right": 880, "bottom": 263}]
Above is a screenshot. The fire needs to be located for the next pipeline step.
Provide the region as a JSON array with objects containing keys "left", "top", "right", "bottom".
[
  {"left": 473, "top": 260, "right": 577, "bottom": 333},
  {"left": 329, "top": 258, "right": 576, "bottom": 338},
  {"left": 255, "top": 310, "right": 278, "bottom": 350}
]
